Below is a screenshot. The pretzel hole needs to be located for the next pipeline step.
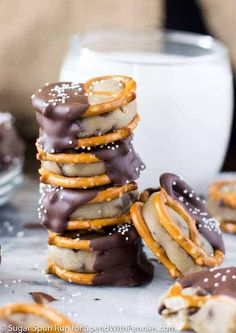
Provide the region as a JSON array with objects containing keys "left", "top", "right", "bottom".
[
  {"left": 90, "top": 79, "right": 124, "bottom": 93},
  {"left": 166, "top": 205, "right": 190, "bottom": 238},
  {"left": 88, "top": 94, "right": 114, "bottom": 104}
]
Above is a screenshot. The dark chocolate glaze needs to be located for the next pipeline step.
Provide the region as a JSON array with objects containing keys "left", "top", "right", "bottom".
[
  {"left": 39, "top": 185, "right": 98, "bottom": 233},
  {"left": 160, "top": 173, "right": 225, "bottom": 253},
  {"left": 179, "top": 267, "right": 236, "bottom": 299},
  {"left": 90, "top": 225, "right": 154, "bottom": 286},
  {"left": 0, "top": 114, "right": 24, "bottom": 172},
  {"left": 39, "top": 184, "right": 136, "bottom": 233},
  {"left": 32, "top": 82, "right": 89, "bottom": 152},
  {"left": 94, "top": 135, "right": 145, "bottom": 186}
]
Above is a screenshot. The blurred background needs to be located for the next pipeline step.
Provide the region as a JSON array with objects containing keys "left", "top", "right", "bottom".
[{"left": 0, "top": 0, "right": 235, "bottom": 174}]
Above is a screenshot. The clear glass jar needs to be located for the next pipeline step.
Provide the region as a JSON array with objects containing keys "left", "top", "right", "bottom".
[{"left": 60, "top": 30, "right": 233, "bottom": 191}]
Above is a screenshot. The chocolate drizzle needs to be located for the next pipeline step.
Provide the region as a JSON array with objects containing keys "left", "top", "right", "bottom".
[
  {"left": 39, "top": 185, "right": 98, "bottom": 233},
  {"left": 90, "top": 225, "right": 154, "bottom": 286},
  {"left": 94, "top": 135, "right": 145, "bottom": 185},
  {"left": 160, "top": 173, "right": 225, "bottom": 253},
  {"left": 32, "top": 82, "right": 89, "bottom": 152},
  {"left": 179, "top": 267, "right": 236, "bottom": 299},
  {"left": 0, "top": 113, "right": 24, "bottom": 171}
]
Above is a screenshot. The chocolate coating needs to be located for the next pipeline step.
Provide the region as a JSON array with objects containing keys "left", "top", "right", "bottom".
[
  {"left": 94, "top": 136, "right": 145, "bottom": 185},
  {"left": 32, "top": 82, "right": 89, "bottom": 152},
  {"left": 90, "top": 225, "right": 154, "bottom": 286},
  {"left": 0, "top": 113, "right": 24, "bottom": 172},
  {"left": 160, "top": 173, "right": 225, "bottom": 253},
  {"left": 179, "top": 267, "right": 236, "bottom": 299},
  {"left": 39, "top": 185, "right": 98, "bottom": 233}
]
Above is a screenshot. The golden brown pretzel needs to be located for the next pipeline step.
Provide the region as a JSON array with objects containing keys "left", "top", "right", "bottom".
[
  {"left": 67, "top": 212, "right": 131, "bottom": 231},
  {"left": 48, "top": 231, "right": 91, "bottom": 250},
  {"left": 82, "top": 75, "right": 136, "bottom": 117},
  {"left": 47, "top": 259, "right": 96, "bottom": 285},
  {"left": 39, "top": 168, "right": 111, "bottom": 188},
  {"left": 130, "top": 202, "right": 181, "bottom": 279},
  {"left": 0, "top": 303, "right": 81, "bottom": 332},
  {"left": 208, "top": 180, "right": 236, "bottom": 208},
  {"left": 90, "top": 182, "right": 137, "bottom": 203},
  {"left": 153, "top": 192, "right": 224, "bottom": 267},
  {"left": 37, "top": 142, "right": 100, "bottom": 164},
  {"left": 76, "top": 113, "right": 139, "bottom": 148},
  {"left": 165, "top": 282, "right": 211, "bottom": 309},
  {"left": 131, "top": 191, "right": 224, "bottom": 278}
]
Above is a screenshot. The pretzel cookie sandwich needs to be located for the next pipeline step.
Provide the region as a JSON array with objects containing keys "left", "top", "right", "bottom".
[
  {"left": 33, "top": 75, "right": 153, "bottom": 286},
  {"left": 159, "top": 267, "right": 236, "bottom": 333},
  {"left": 37, "top": 135, "right": 144, "bottom": 188},
  {"left": 0, "top": 303, "right": 81, "bottom": 332},
  {"left": 32, "top": 75, "right": 138, "bottom": 153},
  {"left": 208, "top": 179, "right": 236, "bottom": 234},
  {"left": 39, "top": 182, "right": 138, "bottom": 233},
  {"left": 131, "top": 173, "right": 225, "bottom": 278},
  {"left": 47, "top": 224, "right": 153, "bottom": 286}
]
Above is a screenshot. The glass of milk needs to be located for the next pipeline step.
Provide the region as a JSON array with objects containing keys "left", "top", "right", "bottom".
[{"left": 60, "top": 30, "right": 233, "bottom": 191}]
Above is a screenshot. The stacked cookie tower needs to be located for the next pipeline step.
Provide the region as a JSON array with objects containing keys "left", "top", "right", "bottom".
[{"left": 32, "top": 75, "right": 153, "bottom": 286}]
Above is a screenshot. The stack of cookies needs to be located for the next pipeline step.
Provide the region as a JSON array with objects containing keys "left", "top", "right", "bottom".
[{"left": 32, "top": 75, "right": 153, "bottom": 286}]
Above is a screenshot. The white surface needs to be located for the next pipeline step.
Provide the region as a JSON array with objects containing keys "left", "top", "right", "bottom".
[
  {"left": 60, "top": 31, "right": 233, "bottom": 192},
  {"left": 0, "top": 177, "right": 235, "bottom": 332}
]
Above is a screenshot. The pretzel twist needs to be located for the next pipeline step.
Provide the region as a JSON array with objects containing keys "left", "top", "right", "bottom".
[
  {"left": 166, "top": 282, "right": 212, "bottom": 308},
  {"left": 90, "top": 182, "right": 137, "bottom": 203},
  {"left": 48, "top": 213, "right": 132, "bottom": 245},
  {"left": 48, "top": 231, "right": 90, "bottom": 250},
  {"left": 67, "top": 212, "right": 131, "bottom": 231},
  {"left": 154, "top": 192, "right": 224, "bottom": 267},
  {"left": 82, "top": 75, "right": 136, "bottom": 117},
  {"left": 37, "top": 142, "right": 100, "bottom": 164},
  {"left": 39, "top": 168, "right": 111, "bottom": 188},
  {"left": 130, "top": 202, "right": 181, "bottom": 279},
  {"left": 47, "top": 259, "right": 95, "bottom": 285},
  {"left": 0, "top": 303, "right": 81, "bottom": 332}
]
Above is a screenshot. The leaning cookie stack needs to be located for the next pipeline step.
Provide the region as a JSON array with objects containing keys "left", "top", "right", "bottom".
[{"left": 32, "top": 75, "right": 153, "bottom": 286}]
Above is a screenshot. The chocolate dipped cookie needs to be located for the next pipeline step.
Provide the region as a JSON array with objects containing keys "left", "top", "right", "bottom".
[
  {"left": 159, "top": 267, "right": 236, "bottom": 332},
  {"left": 32, "top": 76, "right": 138, "bottom": 153},
  {"left": 37, "top": 135, "right": 145, "bottom": 188},
  {"left": 131, "top": 173, "right": 225, "bottom": 278},
  {"left": 39, "top": 182, "right": 138, "bottom": 233},
  {"left": 47, "top": 224, "right": 153, "bottom": 286}
]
